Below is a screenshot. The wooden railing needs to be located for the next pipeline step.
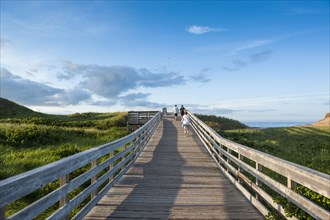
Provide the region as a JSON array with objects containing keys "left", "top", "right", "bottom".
[
  {"left": 1, "top": 110, "right": 329, "bottom": 219},
  {"left": 188, "top": 111, "right": 330, "bottom": 219},
  {"left": 128, "top": 111, "right": 160, "bottom": 125},
  {"left": 0, "top": 112, "right": 161, "bottom": 220},
  {"left": 127, "top": 111, "right": 160, "bottom": 131}
]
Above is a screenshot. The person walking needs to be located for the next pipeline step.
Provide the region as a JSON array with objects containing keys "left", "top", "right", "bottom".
[
  {"left": 173, "top": 105, "right": 179, "bottom": 121},
  {"left": 179, "top": 105, "right": 185, "bottom": 118},
  {"left": 181, "top": 111, "right": 191, "bottom": 137}
]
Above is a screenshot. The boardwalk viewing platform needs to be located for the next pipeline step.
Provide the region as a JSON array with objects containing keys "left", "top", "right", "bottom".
[
  {"left": 84, "top": 117, "right": 263, "bottom": 219},
  {"left": 0, "top": 111, "right": 329, "bottom": 220}
]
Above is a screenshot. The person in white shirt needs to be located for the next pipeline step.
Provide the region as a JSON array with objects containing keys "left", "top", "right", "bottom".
[
  {"left": 173, "top": 105, "right": 179, "bottom": 121},
  {"left": 181, "top": 111, "right": 191, "bottom": 137}
]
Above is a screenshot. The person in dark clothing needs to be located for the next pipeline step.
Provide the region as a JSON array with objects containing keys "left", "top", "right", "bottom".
[{"left": 179, "top": 105, "right": 185, "bottom": 118}]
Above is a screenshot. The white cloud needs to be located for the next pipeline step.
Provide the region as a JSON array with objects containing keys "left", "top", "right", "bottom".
[
  {"left": 1, "top": 62, "right": 186, "bottom": 109},
  {"left": 223, "top": 50, "right": 273, "bottom": 71},
  {"left": 214, "top": 93, "right": 329, "bottom": 109},
  {"left": 59, "top": 62, "right": 186, "bottom": 98},
  {"left": 119, "top": 93, "right": 165, "bottom": 109},
  {"left": 230, "top": 40, "right": 274, "bottom": 55},
  {"left": 189, "top": 73, "right": 211, "bottom": 83},
  {"left": 284, "top": 8, "right": 327, "bottom": 15},
  {"left": 186, "top": 25, "right": 225, "bottom": 35},
  {"left": 249, "top": 50, "right": 273, "bottom": 63},
  {"left": 0, "top": 68, "right": 91, "bottom": 106}
]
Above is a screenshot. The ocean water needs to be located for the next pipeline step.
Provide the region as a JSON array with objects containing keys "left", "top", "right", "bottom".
[{"left": 243, "top": 121, "right": 313, "bottom": 128}]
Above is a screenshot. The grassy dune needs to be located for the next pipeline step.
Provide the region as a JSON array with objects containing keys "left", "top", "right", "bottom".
[
  {"left": 218, "top": 126, "right": 330, "bottom": 175},
  {"left": 216, "top": 125, "right": 330, "bottom": 220},
  {"left": 1, "top": 98, "right": 329, "bottom": 219},
  {"left": 0, "top": 98, "right": 129, "bottom": 180}
]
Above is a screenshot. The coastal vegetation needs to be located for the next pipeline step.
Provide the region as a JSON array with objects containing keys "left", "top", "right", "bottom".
[
  {"left": 214, "top": 119, "right": 330, "bottom": 220},
  {"left": 1, "top": 98, "right": 329, "bottom": 219},
  {"left": 218, "top": 126, "right": 330, "bottom": 175},
  {"left": 0, "top": 98, "right": 129, "bottom": 180},
  {"left": 198, "top": 114, "right": 329, "bottom": 219},
  {"left": 0, "top": 98, "right": 129, "bottom": 218},
  {"left": 195, "top": 114, "right": 248, "bottom": 130}
]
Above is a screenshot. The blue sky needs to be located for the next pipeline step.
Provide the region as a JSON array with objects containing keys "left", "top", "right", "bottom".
[{"left": 1, "top": 1, "right": 329, "bottom": 122}]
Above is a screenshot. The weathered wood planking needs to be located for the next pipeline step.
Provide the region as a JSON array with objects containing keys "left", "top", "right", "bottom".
[
  {"left": 127, "top": 111, "right": 160, "bottom": 132},
  {"left": 84, "top": 118, "right": 263, "bottom": 219},
  {"left": 188, "top": 111, "right": 330, "bottom": 219}
]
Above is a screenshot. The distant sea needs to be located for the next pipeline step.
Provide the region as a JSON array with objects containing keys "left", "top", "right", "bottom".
[{"left": 243, "top": 121, "right": 313, "bottom": 128}]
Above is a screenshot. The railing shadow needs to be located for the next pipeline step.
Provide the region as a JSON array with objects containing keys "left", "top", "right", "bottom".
[{"left": 101, "top": 118, "right": 184, "bottom": 218}]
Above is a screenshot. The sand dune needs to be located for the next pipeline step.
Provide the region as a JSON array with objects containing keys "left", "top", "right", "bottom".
[{"left": 311, "top": 113, "right": 330, "bottom": 127}]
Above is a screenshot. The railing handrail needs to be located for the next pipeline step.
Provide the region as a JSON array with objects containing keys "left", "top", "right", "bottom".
[
  {"left": 0, "top": 111, "right": 161, "bottom": 219},
  {"left": 188, "top": 111, "right": 330, "bottom": 219},
  {"left": 1, "top": 110, "right": 329, "bottom": 219},
  {"left": 127, "top": 111, "right": 160, "bottom": 124}
]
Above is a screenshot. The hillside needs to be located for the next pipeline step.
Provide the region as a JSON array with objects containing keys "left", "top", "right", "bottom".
[
  {"left": 311, "top": 113, "right": 330, "bottom": 127},
  {"left": 195, "top": 114, "right": 248, "bottom": 130},
  {"left": 0, "top": 98, "right": 42, "bottom": 118}
]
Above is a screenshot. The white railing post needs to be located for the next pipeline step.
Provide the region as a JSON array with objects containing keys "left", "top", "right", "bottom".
[
  {"left": 287, "top": 175, "right": 297, "bottom": 190},
  {"left": 109, "top": 151, "right": 114, "bottom": 182},
  {"left": 238, "top": 153, "right": 243, "bottom": 184},
  {"left": 91, "top": 160, "right": 98, "bottom": 199},
  {"left": 255, "top": 163, "right": 263, "bottom": 200},
  {"left": 59, "top": 174, "right": 69, "bottom": 220},
  {"left": 0, "top": 112, "right": 161, "bottom": 220},
  {"left": 227, "top": 148, "right": 231, "bottom": 173}
]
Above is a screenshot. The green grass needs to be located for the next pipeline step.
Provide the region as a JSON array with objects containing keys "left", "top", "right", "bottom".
[
  {"left": 217, "top": 126, "right": 330, "bottom": 220},
  {"left": 0, "top": 98, "right": 42, "bottom": 118},
  {"left": 195, "top": 114, "right": 248, "bottom": 130},
  {"left": 0, "top": 103, "right": 129, "bottom": 218},
  {"left": 193, "top": 116, "right": 330, "bottom": 220},
  {"left": 0, "top": 111, "right": 129, "bottom": 180},
  {"left": 218, "top": 126, "right": 330, "bottom": 175},
  {"left": 1, "top": 98, "right": 328, "bottom": 219}
]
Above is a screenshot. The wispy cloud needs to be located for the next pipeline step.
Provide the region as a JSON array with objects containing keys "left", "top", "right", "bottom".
[
  {"left": 189, "top": 68, "right": 212, "bottom": 83},
  {"left": 223, "top": 60, "right": 248, "bottom": 71},
  {"left": 119, "top": 93, "right": 165, "bottom": 109},
  {"left": 60, "top": 63, "right": 185, "bottom": 98},
  {"left": 249, "top": 50, "right": 273, "bottom": 63},
  {"left": 284, "top": 8, "right": 327, "bottom": 15},
  {"left": 1, "top": 68, "right": 91, "bottom": 106},
  {"left": 186, "top": 25, "right": 226, "bottom": 35},
  {"left": 214, "top": 93, "right": 329, "bottom": 108},
  {"left": 223, "top": 50, "right": 273, "bottom": 71},
  {"left": 2, "top": 2, "right": 110, "bottom": 38},
  {"left": 1, "top": 61, "right": 186, "bottom": 108},
  {"left": 0, "top": 38, "right": 13, "bottom": 49},
  {"left": 230, "top": 40, "right": 274, "bottom": 55}
]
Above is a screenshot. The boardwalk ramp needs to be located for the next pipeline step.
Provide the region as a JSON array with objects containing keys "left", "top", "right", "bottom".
[{"left": 84, "top": 117, "right": 263, "bottom": 219}]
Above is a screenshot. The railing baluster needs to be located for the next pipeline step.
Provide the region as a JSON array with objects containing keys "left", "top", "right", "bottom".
[
  {"left": 188, "top": 111, "right": 330, "bottom": 219},
  {"left": 91, "top": 160, "right": 98, "bottom": 199},
  {"left": 287, "top": 175, "right": 297, "bottom": 189},
  {"left": 238, "top": 154, "right": 243, "bottom": 184},
  {"left": 59, "top": 174, "right": 69, "bottom": 220},
  {"left": 0, "top": 111, "right": 161, "bottom": 220},
  {"left": 109, "top": 151, "right": 114, "bottom": 182},
  {"left": 227, "top": 148, "right": 231, "bottom": 173},
  {"left": 255, "top": 162, "right": 263, "bottom": 200}
]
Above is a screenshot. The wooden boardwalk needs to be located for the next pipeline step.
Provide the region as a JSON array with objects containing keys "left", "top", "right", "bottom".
[{"left": 84, "top": 117, "right": 264, "bottom": 219}]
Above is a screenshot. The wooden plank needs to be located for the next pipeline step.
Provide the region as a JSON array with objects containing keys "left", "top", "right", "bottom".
[
  {"left": 189, "top": 113, "right": 330, "bottom": 198},
  {"left": 84, "top": 118, "right": 263, "bottom": 219}
]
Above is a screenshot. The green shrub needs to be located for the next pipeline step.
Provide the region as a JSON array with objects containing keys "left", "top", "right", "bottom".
[
  {"left": 220, "top": 126, "right": 330, "bottom": 219},
  {"left": 195, "top": 114, "right": 248, "bottom": 130}
]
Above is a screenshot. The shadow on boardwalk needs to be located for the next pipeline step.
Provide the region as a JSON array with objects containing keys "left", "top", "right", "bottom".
[
  {"left": 84, "top": 117, "right": 264, "bottom": 219},
  {"left": 85, "top": 118, "right": 184, "bottom": 219}
]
